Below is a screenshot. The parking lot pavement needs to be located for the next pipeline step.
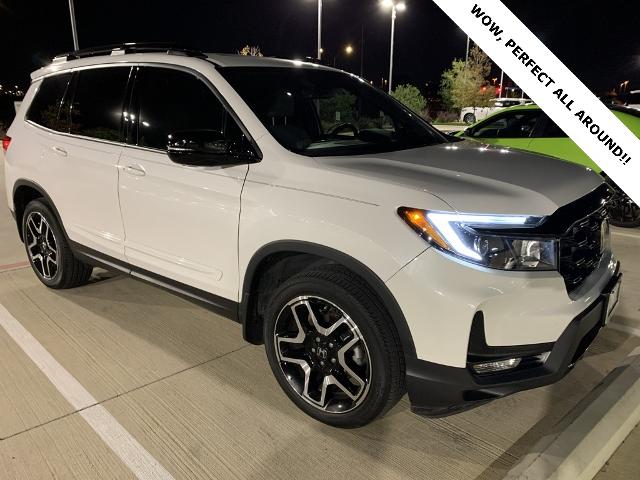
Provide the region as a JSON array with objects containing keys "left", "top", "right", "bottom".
[
  {"left": 1, "top": 153, "right": 639, "bottom": 479},
  {"left": 595, "top": 424, "right": 640, "bottom": 480}
]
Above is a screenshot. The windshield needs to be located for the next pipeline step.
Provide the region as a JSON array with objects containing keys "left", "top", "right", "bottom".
[{"left": 219, "top": 66, "right": 447, "bottom": 157}]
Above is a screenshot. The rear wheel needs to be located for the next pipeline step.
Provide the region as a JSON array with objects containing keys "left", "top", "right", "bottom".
[
  {"left": 463, "top": 113, "right": 476, "bottom": 124},
  {"left": 22, "top": 200, "right": 93, "bottom": 289},
  {"left": 264, "top": 265, "right": 405, "bottom": 428}
]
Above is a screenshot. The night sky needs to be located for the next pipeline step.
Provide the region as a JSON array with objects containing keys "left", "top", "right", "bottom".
[{"left": 1, "top": 0, "right": 638, "bottom": 95}]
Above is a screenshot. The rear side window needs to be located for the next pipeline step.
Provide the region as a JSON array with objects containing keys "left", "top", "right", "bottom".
[
  {"left": 539, "top": 115, "right": 568, "bottom": 138},
  {"left": 26, "top": 73, "right": 72, "bottom": 132},
  {"left": 133, "top": 67, "right": 226, "bottom": 150},
  {"left": 70, "top": 67, "right": 130, "bottom": 142}
]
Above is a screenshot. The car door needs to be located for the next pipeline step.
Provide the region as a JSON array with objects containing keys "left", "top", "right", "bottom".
[
  {"left": 118, "top": 66, "right": 249, "bottom": 300},
  {"left": 44, "top": 66, "right": 131, "bottom": 260},
  {"left": 526, "top": 114, "right": 601, "bottom": 171},
  {"left": 464, "top": 109, "right": 540, "bottom": 150}
]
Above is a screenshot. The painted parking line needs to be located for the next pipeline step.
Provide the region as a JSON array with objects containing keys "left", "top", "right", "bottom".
[
  {"left": 0, "top": 261, "right": 29, "bottom": 273},
  {"left": 0, "top": 302, "right": 175, "bottom": 480}
]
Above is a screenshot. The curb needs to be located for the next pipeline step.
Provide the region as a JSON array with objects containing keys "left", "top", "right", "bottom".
[{"left": 506, "top": 347, "right": 640, "bottom": 480}]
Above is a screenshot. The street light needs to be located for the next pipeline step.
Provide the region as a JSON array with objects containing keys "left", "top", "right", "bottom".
[
  {"left": 380, "top": 0, "right": 406, "bottom": 94},
  {"left": 332, "top": 45, "right": 354, "bottom": 69}
]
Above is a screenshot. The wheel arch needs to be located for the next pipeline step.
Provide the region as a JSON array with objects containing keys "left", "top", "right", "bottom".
[
  {"left": 240, "top": 240, "right": 417, "bottom": 360},
  {"left": 12, "top": 179, "right": 68, "bottom": 242}
]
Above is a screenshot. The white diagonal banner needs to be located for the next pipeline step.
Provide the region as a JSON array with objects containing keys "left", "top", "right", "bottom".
[{"left": 432, "top": 0, "right": 640, "bottom": 205}]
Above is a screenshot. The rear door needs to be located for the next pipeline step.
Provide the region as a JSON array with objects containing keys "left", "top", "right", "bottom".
[
  {"left": 118, "top": 66, "right": 249, "bottom": 300},
  {"left": 525, "top": 114, "right": 600, "bottom": 171},
  {"left": 33, "top": 66, "right": 131, "bottom": 260}
]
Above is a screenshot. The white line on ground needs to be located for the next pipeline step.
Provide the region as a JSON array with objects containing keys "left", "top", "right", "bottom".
[{"left": 0, "top": 302, "right": 175, "bottom": 480}]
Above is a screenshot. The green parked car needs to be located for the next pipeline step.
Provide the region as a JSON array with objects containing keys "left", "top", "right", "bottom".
[{"left": 457, "top": 104, "right": 640, "bottom": 227}]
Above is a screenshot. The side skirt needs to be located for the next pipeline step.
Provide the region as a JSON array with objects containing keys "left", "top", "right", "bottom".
[{"left": 70, "top": 241, "right": 240, "bottom": 322}]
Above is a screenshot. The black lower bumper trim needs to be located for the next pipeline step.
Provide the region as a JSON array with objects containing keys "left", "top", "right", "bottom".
[{"left": 406, "top": 266, "right": 622, "bottom": 417}]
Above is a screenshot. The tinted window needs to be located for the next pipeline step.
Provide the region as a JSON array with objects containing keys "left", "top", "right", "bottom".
[
  {"left": 133, "top": 68, "right": 227, "bottom": 150},
  {"left": 219, "top": 67, "right": 446, "bottom": 157},
  {"left": 70, "top": 67, "right": 130, "bottom": 141},
  {"left": 539, "top": 115, "right": 568, "bottom": 138},
  {"left": 470, "top": 111, "right": 540, "bottom": 138},
  {"left": 26, "top": 73, "right": 72, "bottom": 132}
]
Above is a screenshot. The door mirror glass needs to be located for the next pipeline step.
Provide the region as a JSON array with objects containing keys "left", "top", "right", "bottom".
[{"left": 167, "top": 130, "right": 254, "bottom": 166}]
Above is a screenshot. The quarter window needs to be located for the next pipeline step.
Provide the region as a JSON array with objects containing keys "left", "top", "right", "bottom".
[
  {"left": 26, "top": 73, "right": 73, "bottom": 132},
  {"left": 133, "top": 68, "right": 227, "bottom": 150},
  {"left": 70, "top": 67, "right": 130, "bottom": 142}
]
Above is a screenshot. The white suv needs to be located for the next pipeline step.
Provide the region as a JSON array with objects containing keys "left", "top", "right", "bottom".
[{"left": 3, "top": 44, "right": 622, "bottom": 427}]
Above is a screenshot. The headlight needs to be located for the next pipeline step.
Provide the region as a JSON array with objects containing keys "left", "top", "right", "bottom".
[{"left": 398, "top": 208, "right": 557, "bottom": 271}]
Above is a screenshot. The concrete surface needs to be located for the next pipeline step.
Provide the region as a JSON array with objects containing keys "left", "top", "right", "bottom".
[
  {"left": 505, "top": 349, "right": 640, "bottom": 480},
  {"left": 1, "top": 152, "right": 640, "bottom": 479},
  {"left": 595, "top": 423, "right": 640, "bottom": 480}
]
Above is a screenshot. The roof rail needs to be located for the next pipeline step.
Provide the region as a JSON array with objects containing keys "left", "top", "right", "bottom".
[{"left": 52, "top": 42, "right": 208, "bottom": 62}]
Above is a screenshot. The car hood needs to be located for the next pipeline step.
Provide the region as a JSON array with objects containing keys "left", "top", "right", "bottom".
[{"left": 315, "top": 141, "right": 604, "bottom": 216}]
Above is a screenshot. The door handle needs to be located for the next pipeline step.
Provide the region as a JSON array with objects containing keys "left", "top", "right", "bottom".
[
  {"left": 124, "top": 164, "right": 146, "bottom": 177},
  {"left": 52, "top": 146, "right": 68, "bottom": 157}
]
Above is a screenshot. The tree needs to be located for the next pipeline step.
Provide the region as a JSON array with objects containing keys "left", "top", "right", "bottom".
[
  {"left": 440, "top": 45, "right": 495, "bottom": 111},
  {"left": 391, "top": 84, "right": 427, "bottom": 116},
  {"left": 238, "top": 45, "right": 263, "bottom": 57}
]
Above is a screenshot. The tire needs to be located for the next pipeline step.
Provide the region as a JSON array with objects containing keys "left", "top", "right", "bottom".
[
  {"left": 22, "top": 199, "right": 93, "bottom": 289},
  {"left": 463, "top": 113, "right": 476, "bottom": 124},
  {"left": 263, "top": 264, "right": 405, "bottom": 428},
  {"left": 608, "top": 195, "right": 640, "bottom": 228}
]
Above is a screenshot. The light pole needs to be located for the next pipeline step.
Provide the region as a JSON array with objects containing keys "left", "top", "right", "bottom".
[
  {"left": 68, "top": 0, "right": 79, "bottom": 50},
  {"left": 380, "top": 0, "right": 406, "bottom": 94},
  {"left": 465, "top": 36, "right": 471, "bottom": 63},
  {"left": 317, "top": 0, "right": 323, "bottom": 60}
]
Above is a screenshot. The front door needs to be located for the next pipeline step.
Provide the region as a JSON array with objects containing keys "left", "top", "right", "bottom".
[{"left": 118, "top": 66, "right": 249, "bottom": 300}]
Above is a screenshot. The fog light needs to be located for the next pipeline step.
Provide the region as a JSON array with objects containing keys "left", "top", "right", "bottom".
[{"left": 472, "top": 357, "right": 521, "bottom": 374}]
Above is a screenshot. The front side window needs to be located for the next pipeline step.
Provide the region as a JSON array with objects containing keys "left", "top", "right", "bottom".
[
  {"left": 26, "top": 73, "right": 72, "bottom": 132},
  {"left": 470, "top": 111, "right": 540, "bottom": 138},
  {"left": 70, "top": 67, "right": 131, "bottom": 141},
  {"left": 219, "top": 67, "right": 446, "bottom": 157},
  {"left": 133, "top": 67, "right": 228, "bottom": 151}
]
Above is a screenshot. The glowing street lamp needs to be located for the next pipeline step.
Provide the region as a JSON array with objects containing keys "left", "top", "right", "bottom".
[{"left": 380, "top": 0, "right": 406, "bottom": 94}]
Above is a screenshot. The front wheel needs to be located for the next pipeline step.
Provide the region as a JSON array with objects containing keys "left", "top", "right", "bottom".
[
  {"left": 608, "top": 192, "right": 640, "bottom": 228},
  {"left": 264, "top": 265, "right": 405, "bottom": 428},
  {"left": 463, "top": 113, "right": 476, "bottom": 124}
]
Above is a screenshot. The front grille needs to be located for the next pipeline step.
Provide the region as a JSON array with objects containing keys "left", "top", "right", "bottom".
[{"left": 558, "top": 207, "right": 608, "bottom": 293}]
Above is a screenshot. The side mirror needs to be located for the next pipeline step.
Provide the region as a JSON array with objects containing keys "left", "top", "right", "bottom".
[{"left": 167, "top": 130, "right": 256, "bottom": 166}]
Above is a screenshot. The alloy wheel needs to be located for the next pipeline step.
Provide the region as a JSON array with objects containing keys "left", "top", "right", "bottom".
[
  {"left": 25, "top": 212, "right": 59, "bottom": 279},
  {"left": 274, "top": 296, "right": 371, "bottom": 414}
]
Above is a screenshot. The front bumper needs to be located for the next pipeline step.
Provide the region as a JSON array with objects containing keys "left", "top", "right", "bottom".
[{"left": 406, "top": 266, "right": 622, "bottom": 416}]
